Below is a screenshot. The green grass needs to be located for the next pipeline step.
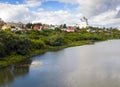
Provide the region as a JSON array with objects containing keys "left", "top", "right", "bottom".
[{"left": 67, "top": 40, "right": 93, "bottom": 47}]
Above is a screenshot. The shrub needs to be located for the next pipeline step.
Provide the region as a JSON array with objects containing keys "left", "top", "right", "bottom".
[
  {"left": 15, "top": 37, "right": 32, "bottom": 55},
  {"left": 45, "top": 35, "right": 65, "bottom": 46},
  {"left": 31, "top": 39, "right": 46, "bottom": 49},
  {"left": 0, "top": 42, "right": 6, "bottom": 57},
  {"left": 0, "top": 31, "right": 32, "bottom": 55}
]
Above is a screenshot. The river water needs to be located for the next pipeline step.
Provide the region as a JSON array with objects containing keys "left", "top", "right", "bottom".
[{"left": 1, "top": 40, "right": 120, "bottom": 87}]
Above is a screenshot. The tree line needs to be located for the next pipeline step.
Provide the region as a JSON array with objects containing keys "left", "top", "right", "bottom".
[{"left": 0, "top": 27, "right": 120, "bottom": 58}]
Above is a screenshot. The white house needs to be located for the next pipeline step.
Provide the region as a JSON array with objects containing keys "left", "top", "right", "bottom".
[
  {"left": 79, "top": 16, "right": 88, "bottom": 28},
  {"left": 50, "top": 25, "right": 58, "bottom": 30}
]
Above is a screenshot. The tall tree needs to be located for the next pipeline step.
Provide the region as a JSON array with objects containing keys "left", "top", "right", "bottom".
[{"left": 26, "top": 23, "right": 33, "bottom": 29}]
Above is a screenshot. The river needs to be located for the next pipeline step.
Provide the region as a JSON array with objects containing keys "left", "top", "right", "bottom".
[{"left": 1, "top": 40, "right": 120, "bottom": 87}]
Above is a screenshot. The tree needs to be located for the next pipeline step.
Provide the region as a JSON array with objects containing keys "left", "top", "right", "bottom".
[
  {"left": 0, "top": 22, "right": 5, "bottom": 29},
  {"left": 0, "top": 42, "right": 6, "bottom": 57},
  {"left": 45, "top": 35, "right": 65, "bottom": 46},
  {"left": 63, "top": 24, "right": 67, "bottom": 28},
  {"left": 0, "top": 31, "right": 32, "bottom": 56},
  {"left": 15, "top": 37, "right": 32, "bottom": 55},
  {"left": 31, "top": 39, "right": 46, "bottom": 49},
  {"left": 26, "top": 23, "right": 33, "bottom": 29}
]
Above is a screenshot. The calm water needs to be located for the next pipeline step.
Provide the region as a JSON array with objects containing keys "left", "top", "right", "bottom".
[{"left": 1, "top": 40, "right": 120, "bottom": 87}]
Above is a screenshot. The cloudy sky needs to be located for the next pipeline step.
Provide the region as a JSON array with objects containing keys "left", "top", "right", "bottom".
[{"left": 0, "top": 0, "right": 120, "bottom": 27}]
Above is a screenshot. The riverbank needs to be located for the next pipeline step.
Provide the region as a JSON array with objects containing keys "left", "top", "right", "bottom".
[
  {"left": 0, "top": 40, "right": 93, "bottom": 68},
  {"left": 1, "top": 28, "right": 120, "bottom": 68}
]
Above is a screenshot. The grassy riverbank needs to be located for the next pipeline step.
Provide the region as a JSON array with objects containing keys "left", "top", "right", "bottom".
[
  {"left": 0, "top": 27, "right": 120, "bottom": 68},
  {"left": 0, "top": 40, "right": 93, "bottom": 68}
]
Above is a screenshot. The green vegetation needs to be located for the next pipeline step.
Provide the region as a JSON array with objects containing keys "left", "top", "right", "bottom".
[{"left": 0, "top": 27, "right": 120, "bottom": 68}]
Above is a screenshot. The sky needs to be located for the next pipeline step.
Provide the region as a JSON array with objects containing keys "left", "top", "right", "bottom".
[{"left": 0, "top": 0, "right": 120, "bottom": 27}]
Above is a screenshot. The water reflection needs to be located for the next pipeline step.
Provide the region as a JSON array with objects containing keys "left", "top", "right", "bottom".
[
  {"left": 0, "top": 59, "right": 32, "bottom": 87},
  {"left": 30, "top": 60, "right": 42, "bottom": 68},
  {"left": 1, "top": 40, "right": 120, "bottom": 87}
]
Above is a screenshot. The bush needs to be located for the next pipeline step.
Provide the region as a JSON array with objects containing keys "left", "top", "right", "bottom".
[
  {"left": 31, "top": 39, "right": 46, "bottom": 49},
  {"left": 0, "top": 31, "right": 32, "bottom": 56},
  {"left": 0, "top": 42, "right": 6, "bottom": 57},
  {"left": 15, "top": 37, "right": 32, "bottom": 55},
  {"left": 45, "top": 35, "right": 65, "bottom": 46}
]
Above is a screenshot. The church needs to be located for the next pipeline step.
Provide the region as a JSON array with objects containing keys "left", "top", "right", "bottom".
[{"left": 79, "top": 16, "right": 88, "bottom": 28}]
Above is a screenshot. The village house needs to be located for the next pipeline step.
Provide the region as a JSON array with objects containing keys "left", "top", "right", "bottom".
[
  {"left": 43, "top": 24, "right": 50, "bottom": 29},
  {"left": 61, "top": 28, "right": 67, "bottom": 31},
  {"left": 7, "top": 22, "right": 25, "bottom": 29},
  {"left": 50, "top": 25, "right": 58, "bottom": 30},
  {"left": 1, "top": 25, "right": 11, "bottom": 30},
  {"left": 33, "top": 25, "right": 43, "bottom": 31},
  {"left": 66, "top": 27, "right": 75, "bottom": 32}
]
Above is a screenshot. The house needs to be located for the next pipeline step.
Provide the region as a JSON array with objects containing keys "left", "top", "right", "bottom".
[
  {"left": 61, "top": 28, "right": 67, "bottom": 31},
  {"left": 43, "top": 24, "right": 50, "bottom": 29},
  {"left": 33, "top": 25, "right": 42, "bottom": 31},
  {"left": 7, "top": 22, "right": 25, "bottom": 29},
  {"left": 1, "top": 25, "right": 11, "bottom": 30},
  {"left": 79, "top": 16, "right": 88, "bottom": 28},
  {"left": 11, "top": 27, "right": 17, "bottom": 32},
  {"left": 50, "top": 25, "right": 58, "bottom": 30},
  {"left": 66, "top": 27, "right": 75, "bottom": 32}
]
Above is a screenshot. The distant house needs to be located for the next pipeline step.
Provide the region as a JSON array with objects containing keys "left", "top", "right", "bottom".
[
  {"left": 33, "top": 25, "right": 42, "bottom": 31},
  {"left": 7, "top": 22, "right": 25, "bottom": 29},
  {"left": 61, "top": 28, "right": 67, "bottom": 31},
  {"left": 66, "top": 27, "right": 75, "bottom": 32},
  {"left": 79, "top": 16, "right": 88, "bottom": 28},
  {"left": 1, "top": 25, "right": 11, "bottom": 30},
  {"left": 50, "top": 25, "right": 58, "bottom": 30},
  {"left": 43, "top": 24, "right": 50, "bottom": 29},
  {"left": 11, "top": 27, "right": 17, "bottom": 32}
]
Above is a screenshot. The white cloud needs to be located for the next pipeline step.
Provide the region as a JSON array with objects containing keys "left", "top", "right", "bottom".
[
  {"left": 59, "top": 0, "right": 120, "bottom": 16},
  {"left": 90, "top": 9, "right": 118, "bottom": 24},
  {"left": 24, "top": 0, "right": 42, "bottom": 7},
  {"left": 58, "top": 0, "right": 120, "bottom": 27},
  {"left": 88, "top": 7, "right": 120, "bottom": 27},
  {"left": 0, "top": 2, "right": 81, "bottom": 25},
  {"left": 0, "top": 3, "right": 37, "bottom": 23},
  {"left": 32, "top": 10, "right": 81, "bottom": 25},
  {"left": 0, "top": 0, "right": 120, "bottom": 27}
]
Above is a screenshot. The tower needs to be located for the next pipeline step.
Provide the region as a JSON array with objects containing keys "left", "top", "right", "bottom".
[{"left": 79, "top": 16, "right": 88, "bottom": 28}]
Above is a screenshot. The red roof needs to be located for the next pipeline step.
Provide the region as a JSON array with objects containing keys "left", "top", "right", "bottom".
[{"left": 67, "top": 27, "right": 75, "bottom": 30}]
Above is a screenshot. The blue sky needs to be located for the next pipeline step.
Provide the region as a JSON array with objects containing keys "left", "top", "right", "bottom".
[
  {"left": 0, "top": 0, "right": 23, "bottom": 4},
  {"left": 0, "top": 0, "right": 120, "bottom": 27},
  {"left": 41, "top": 1, "right": 78, "bottom": 12}
]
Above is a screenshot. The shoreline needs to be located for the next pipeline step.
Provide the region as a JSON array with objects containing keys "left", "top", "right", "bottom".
[{"left": 0, "top": 40, "right": 93, "bottom": 68}]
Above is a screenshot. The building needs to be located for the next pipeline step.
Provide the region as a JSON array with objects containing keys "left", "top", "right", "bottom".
[
  {"left": 43, "top": 24, "right": 50, "bottom": 29},
  {"left": 6, "top": 22, "right": 25, "bottom": 29},
  {"left": 50, "top": 25, "right": 58, "bottom": 30},
  {"left": 79, "top": 16, "right": 88, "bottom": 28},
  {"left": 66, "top": 27, "right": 75, "bottom": 32},
  {"left": 1, "top": 25, "right": 11, "bottom": 30},
  {"left": 33, "top": 25, "right": 42, "bottom": 31}
]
